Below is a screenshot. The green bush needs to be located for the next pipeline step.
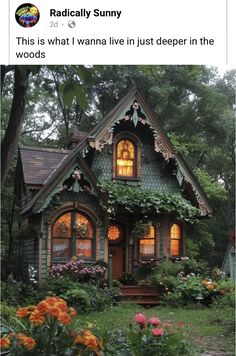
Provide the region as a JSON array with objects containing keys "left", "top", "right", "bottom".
[
  {"left": 60, "top": 284, "right": 112, "bottom": 313},
  {"left": 1, "top": 281, "right": 46, "bottom": 307},
  {"left": 211, "top": 291, "right": 235, "bottom": 308},
  {"left": 151, "top": 261, "right": 182, "bottom": 293}
]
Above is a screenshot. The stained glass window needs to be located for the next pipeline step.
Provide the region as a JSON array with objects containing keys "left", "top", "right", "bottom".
[
  {"left": 170, "top": 224, "right": 181, "bottom": 256},
  {"left": 140, "top": 225, "right": 155, "bottom": 257},
  {"left": 52, "top": 212, "right": 94, "bottom": 259},
  {"left": 75, "top": 213, "right": 93, "bottom": 257},
  {"left": 117, "top": 140, "right": 135, "bottom": 177},
  {"left": 108, "top": 225, "right": 121, "bottom": 241}
]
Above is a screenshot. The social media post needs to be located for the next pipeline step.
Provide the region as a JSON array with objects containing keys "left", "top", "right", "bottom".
[{"left": 3, "top": 0, "right": 233, "bottom": 64}]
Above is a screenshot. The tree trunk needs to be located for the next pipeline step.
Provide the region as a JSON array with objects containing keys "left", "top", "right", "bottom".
[{"left": 1, "top": 66, "right": 31, "bottom": 188}]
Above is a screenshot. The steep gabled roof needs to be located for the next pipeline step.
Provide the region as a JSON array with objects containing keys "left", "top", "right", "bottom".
[
  {"left": 19, "top": 146, "right": 69, "bottom": 185},
  {"left": 21, "top": 149, "right": 106, "bottom": 215},
  {"left": 21, "top": 88, "right": 213, "bottom": 216}
]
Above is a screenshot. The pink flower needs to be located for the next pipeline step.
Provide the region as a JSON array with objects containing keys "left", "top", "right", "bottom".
[
  {"left": 148, "top": 317, "right": 161, "bottom": 326},
  {"left": 151, "top": 328, "right": 164, "bottom": 336},
  {"left": 134, "top": 313, "right": 147, "bottom": 325}
]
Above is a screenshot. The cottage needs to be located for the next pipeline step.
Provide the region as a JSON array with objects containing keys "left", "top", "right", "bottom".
[{"left": 15, "top": 88, "right": 213, "bottom": 282}]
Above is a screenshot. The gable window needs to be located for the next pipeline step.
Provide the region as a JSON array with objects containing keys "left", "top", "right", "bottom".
[
  {"left": 52, "top": 211, "right": 95, "bottom": 259},
  {"left": 139, "top": 225, "right": 155, "bottom": 257},
  {"left": 117, "top": 139, "right": 135, "bottom": 177},
  {"left": 170, "top": 223, "right": 181, "bottom": 256}
]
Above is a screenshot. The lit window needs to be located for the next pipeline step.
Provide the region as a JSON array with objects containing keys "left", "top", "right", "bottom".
[
  {"left": 53, "top": 213, "right": 71, "bottom": 257},
  {"left": 117, "top": 140, "right": 135, "bottom": 177},
  {"left": 170, "top": 224, "right": 181, "bottom": 256},
  {"left": 75, "top": 213, "right": 93, "bottom": 258},
  {"left": 52, "top": 212, "right": 94, "bottom": 259},
  {"left": 140, "top": 225, "right": 155, "bottom": 257},
  {"left": 108, "top": 225, "right": 121, "bottom": 241}
]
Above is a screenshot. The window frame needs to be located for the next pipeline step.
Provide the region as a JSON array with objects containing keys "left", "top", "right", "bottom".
[
  {"left": 170, "top": 223, "right": 182, "bottom": 257},
  {"left": 51, "top": 210, "right": 96, "bottom": 262},
  {"left": 113, "top": 132, "right": 142, "bottom": 181},
  {"left": 139, "top": 225, "right": 156, "bottom": 259}
]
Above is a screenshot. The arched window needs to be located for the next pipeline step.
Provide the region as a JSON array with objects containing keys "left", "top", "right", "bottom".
[
  {"left": 140, "top": 225, "right": 155, "bottom": 257},
  {"left": 52, "top": 211, "right": 94, "bottom": 259},
  {"left": 116, "top": 139, "right": 135, "bottom": 177},
  {"left": 170, "top": 224, "right": 181, "bottom": 256}
]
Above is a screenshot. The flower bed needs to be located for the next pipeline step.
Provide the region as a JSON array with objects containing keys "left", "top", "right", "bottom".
[{"left": 0, "top": 297, "right": 102, "bottom": 355}]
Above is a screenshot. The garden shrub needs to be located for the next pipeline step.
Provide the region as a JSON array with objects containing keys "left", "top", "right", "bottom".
[
  {"left": 1, "top": 281, "right": 46, "bottom": 307},
  {"left": 44, "top": 276, "right": 78, "bottom": 296},
  {"left": 60, "top": 284, "right": 113, "bottom": 313},
  {"left": 151, "top": 261, "right": 182, "bottom": 293},
  {"left": 211, "top": 290, "right": 235, "bottom": 308}
]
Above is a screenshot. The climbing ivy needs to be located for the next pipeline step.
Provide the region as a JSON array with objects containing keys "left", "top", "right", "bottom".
[{"left": 100, "top": 181, "right": 200, "bottom": 222}]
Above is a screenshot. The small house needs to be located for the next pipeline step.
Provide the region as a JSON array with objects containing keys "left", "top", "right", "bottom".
[{"left": 15, "top": 88, "right": 213, "bottom": 282}]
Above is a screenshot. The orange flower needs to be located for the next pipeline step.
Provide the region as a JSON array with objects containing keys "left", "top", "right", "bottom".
[
  {"left": 75, "top": 330, "right": 102, "bottom": 352},
  {"left": 29, "top": 310, "right": 45, "bottom": 325},
  {"left": 37, "top": 300, "right": 49, "bottom": 314},
  {"left": 19, "top": 336, "right": 36, "bottom": 351},
  {"left": 0, "top": 336, "right": 10, "bottom": 349},
  {"left": 56, "top": 302, "right": 68, "bottom": 313},
  {"left": 16, "top": 307, "right": 29, "bottom": 318},
  {"left": 207, "top": 284, "right": 214, "bottom": 290},
  {"left": 48, "top": 306, "right": 60, "bottom": 318},
  {"left": 84, "top": 334, "right": 102, "bottom": 351},
  {"left": 58, "top": 312, "right": 71, "bottom": 325},
  {"left": 68, "top": 307, "right": 77, "bottom": 317},
  {"left": 45, "top": 297, "right": 58, "bottom": 306}
]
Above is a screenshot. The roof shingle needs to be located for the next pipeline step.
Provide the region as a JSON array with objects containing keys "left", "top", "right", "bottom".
[{"left": 20, "top": 146, "right": 68, "bottom": 185}]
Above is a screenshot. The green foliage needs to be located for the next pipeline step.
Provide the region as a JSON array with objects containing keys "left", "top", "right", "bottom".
[
  {"left": 151, "top": 261, "right": 183, "bottom": 293},
  {"left": 131, "top": 221, "right": 151, "bottom": 239},
  {"left": 176, "top": 276, "right": 206, "bottom": 300},
  {"left": 194, "top": 168, "right": 228, "bottom": 204},
  {"left": 100, "top": 181, "right": 200, "bottom": 221},
  {"left": 211, "top": 291, "right": 235, "bottom": 309},
  {"left": 60, "top": 284, "right": 112, "bottom": 313},
  {"left": 1, "top": 281, "right": 48, "bottom": 307},
  {"left": 0, "top": 304, "right": 17, "bottom": 328}
]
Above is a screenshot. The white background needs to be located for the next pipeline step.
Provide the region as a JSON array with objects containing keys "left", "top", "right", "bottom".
[{"left": 0, "top": 0, "right": 236, "bottom": 65}]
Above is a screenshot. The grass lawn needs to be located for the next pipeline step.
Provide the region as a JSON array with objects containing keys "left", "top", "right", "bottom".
[{"left": 74, "top": 304, "right": 235, "bottom": 355}]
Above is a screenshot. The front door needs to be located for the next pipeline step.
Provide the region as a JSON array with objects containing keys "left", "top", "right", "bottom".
[
  {"left": 109, "top": 245, "right": 123, "bottom": 280},
  {"left": 108, "top": 224, "right": 124, "bottom": 280}
]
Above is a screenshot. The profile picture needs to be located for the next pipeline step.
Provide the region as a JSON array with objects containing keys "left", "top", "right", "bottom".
[{"left": 15, "top": 3, "right": 40, "bottom": 28}]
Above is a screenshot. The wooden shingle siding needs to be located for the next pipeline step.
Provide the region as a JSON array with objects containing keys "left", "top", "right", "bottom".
[{"left": 22, "top": 238, "right": 38, "bottom": 275}]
